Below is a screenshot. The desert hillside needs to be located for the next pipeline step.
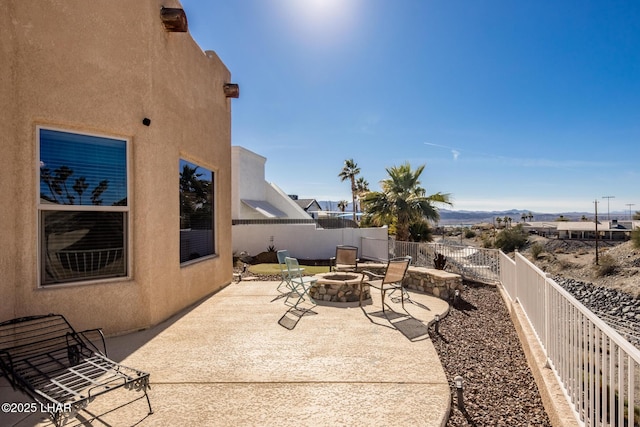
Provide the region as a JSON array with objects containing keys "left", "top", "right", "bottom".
[{"left": 520, "top": 236, "right": 640, "bottom": 298}]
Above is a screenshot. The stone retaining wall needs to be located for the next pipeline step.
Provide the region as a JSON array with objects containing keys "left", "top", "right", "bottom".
[{"left": 357, "top": 264, "right": 463, "bottom": 301}]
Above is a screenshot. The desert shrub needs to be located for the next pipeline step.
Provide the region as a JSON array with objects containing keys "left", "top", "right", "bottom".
[
  {"left": 481, "top": 235, "right": 494, "bottom": 248},
  {"left": 557, "top": 259, "right": 577, "bottom": 270},
  {"left": 464, "top": 228, "right": 476, "bottom": 239},
  {"left": 433, "top": 253, "right": 447, "bottom": 269},
  {"left": 632, "top": 227, "right": 640, "bottom": 249},
  {"left": 594, "top": 254, "right": 617, "bottom": 277},
  {"left": 408, "top": 219, "right": 434, "bottom": 242},
  {"left": 530, "top": 242, "right": 545, "bottom": 259},
  {"left": 495, "top": 225, "right": 528, "bottom": 253}
]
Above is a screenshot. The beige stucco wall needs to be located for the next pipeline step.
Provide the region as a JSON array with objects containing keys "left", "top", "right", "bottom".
[{"left": 1, "top": 0, "right": 233, "bottom": 334}]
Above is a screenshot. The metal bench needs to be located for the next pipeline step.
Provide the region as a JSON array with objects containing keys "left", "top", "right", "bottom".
[{"left": 0, "top": 314, "right": 151, "bottom": 426}]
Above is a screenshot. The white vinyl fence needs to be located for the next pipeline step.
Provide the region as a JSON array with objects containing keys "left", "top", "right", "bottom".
[
  {"left": 501, "top": 251, "right": 640, "bottom": 427},
  {"left": 387, "top": 240, "right": 640, "bottom": 425}
]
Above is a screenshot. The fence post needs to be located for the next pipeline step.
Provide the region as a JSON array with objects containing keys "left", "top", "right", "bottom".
[
  {"left": 513, "top": 251, "right": 518, "bottom": 303},
  {"left": 544, "top": 273, "right": 553, "bottom": 365},
  {"left": 514, "top": 250, "right": 519, "bottom": 303}
]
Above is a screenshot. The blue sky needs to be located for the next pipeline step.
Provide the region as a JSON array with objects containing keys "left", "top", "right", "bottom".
[{"left": 181, "top": 0, "right": 639, "bottom": 213}]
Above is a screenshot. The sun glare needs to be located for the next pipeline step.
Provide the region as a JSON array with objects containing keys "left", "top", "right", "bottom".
[
  {"left": 304, "top": 0, "right": 344, "bottom": 18},
  {"left": 280, "top": 0, "right": 361, "bottom": 47}
]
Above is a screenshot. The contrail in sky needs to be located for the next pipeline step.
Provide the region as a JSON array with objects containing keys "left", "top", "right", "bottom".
[{"left": 424, "top": 142, "right": 461, "bottom": 160}]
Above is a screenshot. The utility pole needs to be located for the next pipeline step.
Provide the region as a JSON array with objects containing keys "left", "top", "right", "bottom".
[
  {"left": 626, "top": 203, "right": 636, "bottom": 221},
  {"left": 594, "top": 200, "right": 599, "bottom": 265},
  {"left": 602, "top": 196, "right": 615, "bottom": 220}
]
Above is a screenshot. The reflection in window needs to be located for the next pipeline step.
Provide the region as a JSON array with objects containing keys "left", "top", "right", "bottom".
[
  {"left": 179, "top": 159, "right": 214, "bottom": 263},
  {"left": 38, "top": 128, "right": 128, "bottom": 285}
]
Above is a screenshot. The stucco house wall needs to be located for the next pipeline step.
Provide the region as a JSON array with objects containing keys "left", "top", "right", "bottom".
[{"left": 1, "top": 0, "right": 233, "bottom": 334}]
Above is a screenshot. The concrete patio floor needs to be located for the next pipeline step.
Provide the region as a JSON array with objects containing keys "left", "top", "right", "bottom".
[{"left": 1, "top": 280, "right": 451, "bottom": 427}]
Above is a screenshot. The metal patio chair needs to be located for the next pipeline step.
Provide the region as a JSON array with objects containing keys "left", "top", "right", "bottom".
[
  {"left": 360, "top": 256, "right": 411, "bottom": 311},
  {"left": 284, "top": 256, "right": 317, "bottom": 309},
  {"left": 0, "top": 314, "right": 152, "bottom": 427},
  {"left": 330, "top": 245, "right": 359, "bottom": 272},
  {"left": 277, "top": 250, "right": 304, "bottom": 293}
]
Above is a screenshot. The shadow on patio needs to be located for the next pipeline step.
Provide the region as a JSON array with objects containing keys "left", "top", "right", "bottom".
[{"left": 1, "top": 280, "right": 452, "bottom": 427}]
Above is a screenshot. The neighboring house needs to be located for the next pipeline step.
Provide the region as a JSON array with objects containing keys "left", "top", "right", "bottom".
[
  {"left": 556, "top": 220, "right": 639, "bottom": 240},
  {"left": 521, "top": 222, "right": 559, "bottom": 237},
  {"left": 230, "top": 146, "right": 387, "bottom": 259},
  {"left": 1, "top": 1, "right": 237, "bottom": 334},
  {"left": 290, "top": 197, "right": 323, "bottom": 219},
  {"left": 231, "top": 146, "right": 311, "bottom": 220}
]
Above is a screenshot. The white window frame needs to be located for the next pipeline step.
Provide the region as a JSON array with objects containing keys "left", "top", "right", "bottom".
[{"left": 36, "top": 126, "right": 131, "bottom": 287}]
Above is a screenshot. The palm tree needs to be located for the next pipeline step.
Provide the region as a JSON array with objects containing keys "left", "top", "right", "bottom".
[
  {"left": 362, "top": 162, "right": 451, "bottom": 241},
  {"left": 338, "top": 159, "right": 360, "bottom": 222},
  {"left": 354, "top": 176, "right": 369, "bottom": 214},
  {"left": 495, "top": 217, "right": 503, "bottom": 228},
  {"left": 180, "top": 163, "right": 211, "bottom": 228},
  {"left": 337, "top": 200, "right": 349, "bottom": 212},
  {"left": 73, "top": 177, "right": 89, "bottom": 205},
  {"left": 91, "top": 180, "right": 109, "bottom": 206},
  {"left": 54, "top": 166, "right": 75, "bottom": 204}
]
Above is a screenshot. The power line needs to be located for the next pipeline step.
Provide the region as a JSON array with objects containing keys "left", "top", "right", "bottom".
[
  {"left": 626, "top": 203, "right": 636, "bottom": 220},
  {"left": 602, "top": 195, "right": 615, "bottom": 220}
]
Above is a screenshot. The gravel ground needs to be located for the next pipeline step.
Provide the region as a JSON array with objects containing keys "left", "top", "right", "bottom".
[{"left": 430, "top": 281, "right": 552, "bottom": 427}]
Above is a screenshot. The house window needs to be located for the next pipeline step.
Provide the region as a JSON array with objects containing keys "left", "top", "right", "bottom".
[
  {"left": 179, "top": 159, "right": 215, "bottom": 263},
  {"left": 38, "top": 128, "right": 129, "bottom": 285}
]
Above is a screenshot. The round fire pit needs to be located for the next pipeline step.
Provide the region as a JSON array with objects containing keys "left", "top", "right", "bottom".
[{"left": 310, "top": 272, "right": 371, "bottom": 305}]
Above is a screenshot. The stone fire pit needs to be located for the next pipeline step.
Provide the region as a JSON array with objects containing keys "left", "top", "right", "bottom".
[{"left": 309, "top": 272, "right": 371, "bottom": 305}]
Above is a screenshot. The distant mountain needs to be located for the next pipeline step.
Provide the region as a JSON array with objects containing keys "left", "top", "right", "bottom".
[
  {"left": 317, "top": 200, "right": 355, "bottom": 212},
  {"left": 437, "top": 209, "right": 592, "bottom": 225},
  {"left": 316, "top": 201, "right": 598, "bottom": 225}
]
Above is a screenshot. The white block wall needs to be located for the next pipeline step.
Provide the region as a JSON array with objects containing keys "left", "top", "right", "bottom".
[{"left": 232, "top": 224, "right": 388, "bottom": 261}]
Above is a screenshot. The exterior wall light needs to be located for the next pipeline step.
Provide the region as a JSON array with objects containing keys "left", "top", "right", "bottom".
[
  {"left": 161, "top": 7, "right": 188, "bottom": 32},
  {"left": 454, "top": 375, "right": 465, "bottom": 410},
  {"left": 224, "top": 83, "right": 240, "bottom": 98}
]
